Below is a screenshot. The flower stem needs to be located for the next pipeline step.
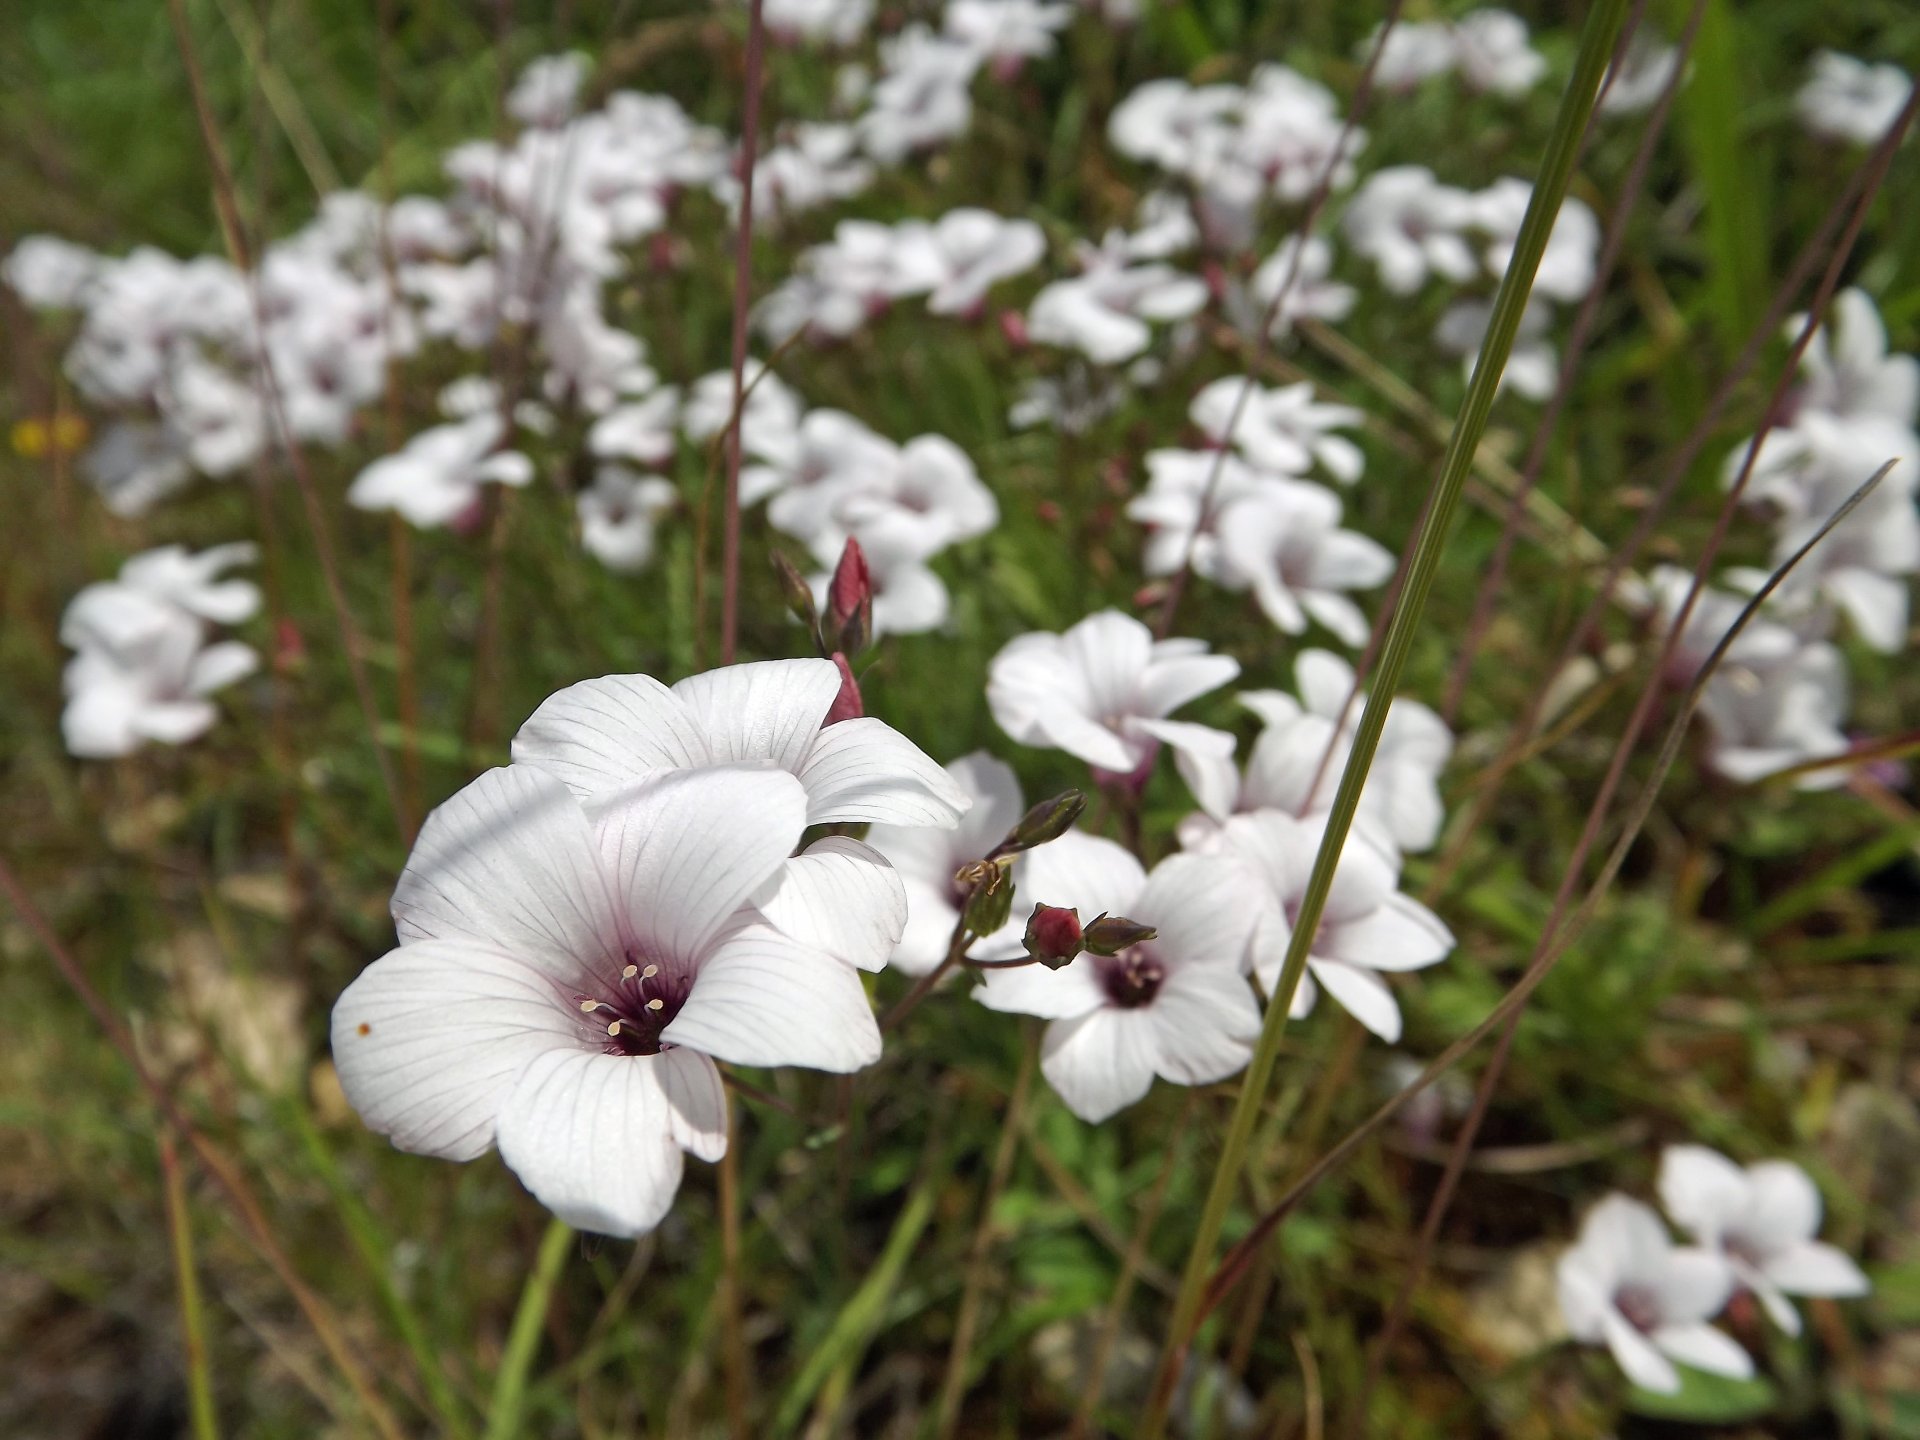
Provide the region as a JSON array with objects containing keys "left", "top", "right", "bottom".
[
  {"left": 484, "top": 1217, "right": 573, "bottom": 1440},
  {"left": 1135, "top": 3, "right": 1631, "bottom": 1431},
  {"left": 160, "top": 1129, "right": 220, "bottom": 1440}
]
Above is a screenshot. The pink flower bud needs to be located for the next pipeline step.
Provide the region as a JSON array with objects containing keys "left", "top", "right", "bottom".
[
  {"left": 998, "top": 309, "right": 1030, "bottom": 349},
  {"left": 828, "top": 538, "right": 871, "bottom": 629},
  {"left": 1024, "top": 904, "right": 1083, "bottom": 968}
]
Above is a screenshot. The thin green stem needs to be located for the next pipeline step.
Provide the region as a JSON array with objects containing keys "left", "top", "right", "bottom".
[
  {"left": 1135, "top": 4, "right": 1630, "bottom": 1431},
  {"left": 160, "top": 1131, "right": 220, "bottom": 1440},
  {"left": 484, "top": 1217, "right": 574, "bottom": 1440}
]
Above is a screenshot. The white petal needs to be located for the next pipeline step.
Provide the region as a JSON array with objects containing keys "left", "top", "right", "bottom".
[
  {"left": 1745, "top": 1269, "right": 1803, "bottom": 1336},
  {"left": 797, "top": 718, "right": 972, "bottom": 826},
  {"left": 330, "top": 940, "right": 580, "bottom": 1161},
  {"left": 392, "top": 766, "right": 622, "bottom": 982},
  {"left": 974, "top": 955, "right": 1107, "bottom": 1019},
  {"left": 495, "top": 1048, "right": 687, "bottom": 1237},
  {"left": 1148, "top": 964, "right": 1261, "bottom": 1086},
  {"left": 753, "top": 836, "right": 906, "bottom": 973},
  {"left": 1654, "top": 1248, "right": 1737, "bottom": 1324},
  {"left": 1742, "top": 1160, "right": 1823, "bottom": 1249},
  {"left": 595, "top": 766, "right": 808, "bottom": 964},
  {"left": 186, "top": 640, "right": 259, "bottom": 695},
  {"left": 1132, "top": 718, "right": 1240, "bottom": 822},
  {"left": 1652, "top": 1323, "right": 1754, "bottom": 1381},
  {"left": 1040, "top": 1007, "right": 1160, "bottom": 1123},
  {"left": 1018, "top": 829, "right": 1148, "bottom": 921},
  {"left": 890, "top": 877, "right": 965, "bottom": 974},
  {"left": 1136, "top": 851, "right": 1258, "bottom": 971},
  {"left": 655, "top": 1048, "right": 729, "bottom": 1163},
  {"left": 510, "top": 673, "right": 711, "bottom": 800},
  {"left": 1656, "top": 1144, "right": 1749, "bottom": 1242},
  {"left": 665, "top": 923, "right": 881, "bottom": 1072},
  {"left": 1306, "top": 959, "right": 1402, "bottom": 1041},
  {"left": 670, "top": 659, "right": 842, "bottom": 770},
  {"left": 1601, "top": 1310, "right": 1679, "bottom": 1392},
  {"left": 1763, "top": 1241, "right": 1870, "bottom": 1298},
  {"left": 1319, "top": 892, "right": 1453, "bottom": 972}
]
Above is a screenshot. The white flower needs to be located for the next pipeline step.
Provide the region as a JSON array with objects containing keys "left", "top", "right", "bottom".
[
  {"left": 925, "top": 209, "right": 1047, "bottom": 316},
  {"left": 1472, "top": 178, "right": 1600, "bottom": 302},
  {"left": 1213, "top": 479, "right": 1394, "bottom": 646},
  {"left": 1632, "top": 564, "right": 1803, "bottom": 681},
  {"left": 857, "top": 26, "right": 981, "bottom": 164},
  {"left": 763, "top": 0, "right": 874, "bottom": 46},
  {"left": 513, "top": 657, "right": 970, "bottom": 828},
  {"left": 1435, "top": 296, "right": 1559, "bottom": 401},
  {"left": 62, "top": 612, "right": 257, "bottom": 759},
  {"left": 988, "top": 609, "right": 1240, "bottom": 811},
  {"left": 1028, "top": 238, "right": 1208, "bottom": 364},
  {"left": 823, "top": 433, "right": 999, "bottom": 564},
  {"left": 1792, "top": 288, "right": 1919, "bottom": 431},
  {"left": 348, "top": 414, "right": 534, "bottom": 528},
  {"left": 683, "top": 362, "right": 804, "bottom": 450},
  {"left": 589, "top": 388, "right": 682, "bottom": 468},
  {"left": 944, "top": 0, "right": 1073, "bottom": 70},
  {"left": 1216, "top": 811, "right": 1451, "bottom": 1042},
  {"left": 1796, "top": 52, "right": 1913, "bottom": 146},
  {"left": 1658, "top": 1146, "right": 1870, "bottom": 1336},
  {"left": 508, "top": 52, "right": 590, "bottom": 129},
  {"left": 331, "top": 764, "right": 886, "bottom": 1237},
  {"left": 1189, "top": 377, "right": 1366, "bottom": 483},
  {"left": 758, "top": 409, "right": 903, "bottom": 547},
  {"left": 728, "top": 122, "right": 875, "bottom": 225},
  {"left": 1450, "top": 9, "right": 1548, "bottom": 96},
  {"left": 1600, "top": 34, "right": 1683, "bottom": 116},
  {"left": 1557, "top": 1195, "right": 1750, "bottom": 1394},
  {"left": 1698, "top": 637, "right": 1852, "bottom": 790},
  {"left": 866, "top": 752, "right": 1030, "bottom": 972},
  {"left": 1341, "top": 166, "right": 1479, "bottom": 296},
  {"left": 578, "top": 468, "right": 678, "bottom": 573},
  {"left": 1128, "top": 447, "right": 1274, "bottom": 583},
  {"left": 1250, "top": 236, "right": 1356, "bottom": 335},
  {"left": 975, "top": 832, "right": 1260, "bottom": 1122},
  {"left": 116, "top": 542, "right": 263, "bottom": 627},
  {"left": 1367, "top": 22, "right": 1457, "bottom": 92},
  {"left": 4, "top": 235, "right": 100, "bottom": 309},
  {"left": 81, "top": 423, "right": 193, "bottom": 518},
  {"left": 1772, "top": 483, "right": 1919, "bottom": 654}
]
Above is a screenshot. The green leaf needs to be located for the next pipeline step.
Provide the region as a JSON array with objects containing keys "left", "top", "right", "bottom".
[{"left": 1624, "top": 1369, "right": 1778, "bottom": 1423}]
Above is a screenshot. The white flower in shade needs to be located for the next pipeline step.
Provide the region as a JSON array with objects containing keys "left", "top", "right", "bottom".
[
  {"left": 1698, "top": 638, "right": 1852, "bottom": 790},
  {"left": 330, "top": 764, "right": 885, "bottom": 1237},
  {"left": 1250, "top": 236, "right": 1356, "bottom": 335},
  {"left": 1796, "top": 52, "right": 1913, "bottom": 146},
  {"left": 1600, "top": 34, "right": 1683, "bottom": 116},
  {"left": 115, "top": 543, "right": 262, "bottom": 627},
  {"left": 1631, "top": 564, "right": 1803, "bottom": 682},
  {"left": 925, "top": 209, "right": 1047, "bottom": 316},
  {"left": 1341, "top": 166, "right": 1480, "bottom": 296},
  {"left": 81, "top": 423, "right": 193, "bottom": 518},
  {"left": 62, "top": 612, "right": 257, "bottom": 760},
  {"left": 1450, "top": 9, "right": 1548, "bottom": 96},
  {"left": 1793, "top": 288, "right": 1919, "bottom": 430},
  {"left": 764, "top": 0, "right": 874, "bottom": 47},
  {"left": 589, "top": 388, "right": 682, "bottom": 468},
  {"left": 1188, "top": 649, "right": 1451, "bottom": 851},
  {"left": 348, "top": 414, "right": 533, "bottom": 528},
  {"left": 1556, "top": 1195, "right": 1750, "bottom": 1394},
  {"left": 1189, "top": 378, "right": 1366, "bottom": 484},
  {"left": 866, "top": 752, "right": 1030, "bottom": 973},
  {"left": 1028, "top": 239, "right": 1208, "bottom": 365},
  {"left": 578, "top": 468, "right": 678, "bottom": 574},
  {"left": 730, "top": 123, "right": 876, "bottom": 225},
  {"left": 975, "top": 831, "right": 1260, "bottom": 1122},
  {"left": 1435, "top": 296, "right": 1558, "bottom": 401},
  {"left": 4, "top": 234, "right": 100, "bottom": 309},
  {"left": 1213, "top": 479, "right": 1394, "bottom": 646},
  {"left": 513, "top": 657, "right": 970, "bottom": 828},
  {"left": 507, "top": 52, "right": 590, "bottom": 129},
  {"left": 1472, "top": 178, "right": 1600, "bottom": 302},
  {"left": 945, "top": 0, "right": 1073, "bottom": 71},
  {"left": 1658, "top": 1146, "right": 1870, "bottom": 1336},
  {"left": 1771, "top": 483, "right": 1919, "bottom": 654},
  {"left": 1367, "top": 22, "right": 1457, "bottom": 92},
  {"left": 1216, "top": 811, "right": 1451, "bottom": 1042},
  {"left": 758, "top": 410, "right": 902, "bottom": 546},
  {"left": 987, "top": 609, "right": 1240, "bottom": 811},
  {"left": 1128, "top": 448, "right": 1274, "bottom": 583},
  {"left": 857, "top": 26, "right": 981, "bottom": 164}
]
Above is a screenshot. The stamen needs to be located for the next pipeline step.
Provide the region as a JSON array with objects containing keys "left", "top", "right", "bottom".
[
  {"left": 580, "top": 999, "right": 601, "bottom": 1013},
  {"left": 607, "top": 1020, "right": 623, "bottom": 1037},
  {"left": 641, "top": 964, "right": 659, "bottom": 979},
  {"left": 622, "top": 964, "right": 639, "bottom": 980},
  {"left": 645, "top": 997, "right": 665, "bottom": 1011}
]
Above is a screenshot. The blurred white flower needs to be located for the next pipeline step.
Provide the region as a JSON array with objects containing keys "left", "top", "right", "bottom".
[
  {"left": 975, "top": 831, "right": 1260, "bottom": 1122},
  {"left": 1029, "top": 236, "right": 1208, "bottom": 364},
  {"left": 1792, "top": 287, "right": 1918, "bottom": 431},
  {"left": 578, "top": 467, "right": 678, "bottom": 573},
  {"left": 1658, "top": 1146, "right": 1870, "bottom": 1336},
  {"left": 1557, "top": 1195, "right": 1749, "bottom": 1395},
  {"left": 590, "top": 387, "right": 683, "bottom": 468},
  {"left": 508, "top": 52, "right": 590, "bottom": 129},
  {"left": 1189, "top": 377, "right": 1366, "bottom": 483},
  {"left": 988, "top": 609, "right": 1240, "bottom": 810},
  {"left": 1472, "top": 177, "right": 1600, "bottom": 302},
  {"left": 925, "top": 208, "right": 1047, "bottom": 316},
  {"left": 1367, "top": 22, "right": 1457, "bottom": 92},
  {"left": 347, "top": 414, "right": 533, "bottom": 528},
  {"left": 1341, "top": 166, "right": 1479, "bottom": 295},
  {"left": 1796, "top": 51, "right": 1913, "bottom": 146},
  {"left": 764, "top": 0, "right": 874, "bottom": 46},
  {"left": 1217, "top": 811, "right": 1452, "bottom": 1042},
  {"left": 1451, "top": 9, "right": 1548, "bottom": 96},
  {"left": 331, "top": 764, "right": 885, "bottom": 1237},
  {"left": 1697, "top": 637, "right": 1852, "bottom": 789},
  {"left": 1129, "top": 447, "right": 1273, "bottom": 583},
  {"left": 1250, "top": 235, "right": 1356, "bottom": 335},
  {"left": 725, "top": 122, "right": 875, "bottom": 225},
  {"left": 4, "top": 234, "right": 100, "bottom": 309},
  {"left": 945, "top": 0, "right": 1073, "bottom": 73},
  {"left": 858, "top": 25, "right": 981, "bottom": 164},
  {"left": 1600, "top": 34, "right": 1683, "bottom": 116},
  {"left": 1214, "top": 479, "right": 1393, "bottom": 645},
  {"left": 1435, "top": 296, "right": 1559, "bottom": 400}
]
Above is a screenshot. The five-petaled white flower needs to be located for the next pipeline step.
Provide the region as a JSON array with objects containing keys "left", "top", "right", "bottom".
[
  {"left": 975, "top": 831, "right": 1260, "bottom": 1121},
  {"left": 1556, "top": 1194, "right": 1752, "bottom": 1395},
  {"left": 1658, "top": 1146, "right": 1870, "bottom": 1336},
  {"left": 331, "top": 763, "right": 885, "bottom": 1238}
]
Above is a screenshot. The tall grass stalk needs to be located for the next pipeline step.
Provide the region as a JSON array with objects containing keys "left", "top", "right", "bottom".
[
  {"left": 484, "top": 1217, "right": 575, "bottom": 1440},
  {"left": 1135, "top": 3, "right": 1630, "bottom": 1430},
  {"left": 160, "top": 1130, "right": 220, "bottom": 1440}
]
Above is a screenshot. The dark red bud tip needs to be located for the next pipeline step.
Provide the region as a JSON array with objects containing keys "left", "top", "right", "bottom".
[
  {"left": 825, "top": 652, "right": 864, "bottom": 725},
  {"left": 998, "top": 309, "right": 1030, "bottom": 349},
  {"left": 828, "top": 538, "right": 871, "bottom": 627},
  {"left": 1024, "top": 904, "right": 1083, "bottom": 968}
]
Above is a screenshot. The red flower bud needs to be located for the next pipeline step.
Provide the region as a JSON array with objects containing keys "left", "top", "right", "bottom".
[
  {"left": 1024, "top": 904, "right": 1083, "bottom": 968},
  {"left": 827, "top": 538, "right": 873, "bottom": 654},
  {"left": 998, "top": 309, "right": 1030, "bottom": 349}
]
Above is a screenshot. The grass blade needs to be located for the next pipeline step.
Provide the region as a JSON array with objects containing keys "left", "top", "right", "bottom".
[{"left": 484, "top": 1217, "right": 574, "bottom": 1440}]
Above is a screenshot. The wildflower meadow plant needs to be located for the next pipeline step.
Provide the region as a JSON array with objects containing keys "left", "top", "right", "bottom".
[{"left": 2, "top": 2, "right": 1911, "bottom": 1436}]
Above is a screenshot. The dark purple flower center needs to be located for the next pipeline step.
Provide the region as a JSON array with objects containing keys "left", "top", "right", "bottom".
[
  {"left": 1614, "top": 1283, "right": 1660, "bottom": 1332},
  {"left": 1101, "top": 947, "right": 1165, "bottom": 1009},
  {"left": 575, "top": 949, "right": 691, "bottom": 1057}
]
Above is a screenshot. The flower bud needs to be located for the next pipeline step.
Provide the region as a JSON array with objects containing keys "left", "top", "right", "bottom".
[
  {"left": 825, "top": 651, "right": 864, "bottom": 725},
  {"left": 771, "top": 549, "right": 824, "bottom": 651},
  {"left": 991, "top": 790, "right": 1087, "bottom": 857},
  {"left": 827, "top": 538, "right": 873, "bottom": 655},
  {"left": 1023, "top": 904, "right": 1083, "bottom": 969},
  {"left": 1081, "top": 914, "right": 1156, "bottom": 957},
  {"left": 961, "top": 859, "right": 1014, "bottom": 936}
]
